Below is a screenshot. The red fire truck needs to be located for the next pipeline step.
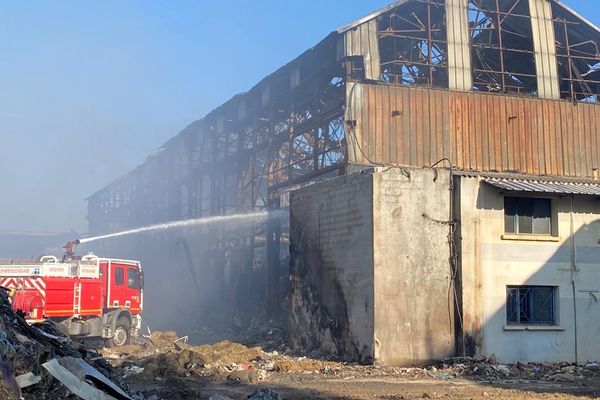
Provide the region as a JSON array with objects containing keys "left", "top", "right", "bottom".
[{"left": 0, "top": 253, "right": 143, "bottom": 346}]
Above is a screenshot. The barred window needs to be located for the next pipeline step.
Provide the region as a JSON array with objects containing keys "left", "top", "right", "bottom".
[{"left": 507, "top": 286, "right": 557, "bottom": 325}]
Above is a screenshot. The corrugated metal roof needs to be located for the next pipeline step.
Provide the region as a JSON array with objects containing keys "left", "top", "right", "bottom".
[{"left": 484, "top": 178, "right": 600, "bottom": 196}]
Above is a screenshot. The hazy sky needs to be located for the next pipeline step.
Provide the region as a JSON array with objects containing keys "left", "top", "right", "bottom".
[{"left": 0, "top": 0, "right": 596, "bottom": 234}]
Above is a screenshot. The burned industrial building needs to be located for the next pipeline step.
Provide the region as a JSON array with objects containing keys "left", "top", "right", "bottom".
[{"left": 87, "top": 0, "right": 600, "bottom": 366}]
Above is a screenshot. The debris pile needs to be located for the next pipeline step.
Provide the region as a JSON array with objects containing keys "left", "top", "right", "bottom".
[
  {"left": 103, "top": 331, "right": 340, "bottom": 382},
  {"left": 98, "top": 328, "right": 600, "bottom": 399},
  {"left": 421, "top": 355, "right": 600, "bottom": 382},
  {"left": 188, "top": 301, "right": 288, "bottom": 354},
  {"left": 0, "top": 287, "right": 130, "bottom": 400}
]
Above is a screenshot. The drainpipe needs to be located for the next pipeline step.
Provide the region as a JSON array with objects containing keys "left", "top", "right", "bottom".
[{"left": 569, "top": 196, "right": 579, "bottom": 364}]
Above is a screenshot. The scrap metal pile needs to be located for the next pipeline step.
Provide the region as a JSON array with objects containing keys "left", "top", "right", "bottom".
[{"left": 0, "top": 287, "right": 131, "bottom": 400}]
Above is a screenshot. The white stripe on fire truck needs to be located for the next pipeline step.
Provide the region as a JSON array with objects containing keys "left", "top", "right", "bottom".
[
  {"left": 29, "top": 279, "right": 46, "bottom": 297},
  {"left": 0, "top": 277, "right": 46, "bottom": 297},
  {"left": 0, "top": 278, "right": 13, "bottom": 287}
]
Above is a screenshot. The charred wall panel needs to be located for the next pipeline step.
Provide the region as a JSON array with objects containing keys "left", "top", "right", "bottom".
[
  {"left": 289, "top": 171, "right": 375, "bottom": 363},
  {"left": 343, "top": 19, "right": 381, "bottom": 81}
]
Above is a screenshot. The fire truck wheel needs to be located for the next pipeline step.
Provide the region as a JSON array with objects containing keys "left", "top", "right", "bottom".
[{"left": 109, "top": 317, "right": 131, "bottom": 347}]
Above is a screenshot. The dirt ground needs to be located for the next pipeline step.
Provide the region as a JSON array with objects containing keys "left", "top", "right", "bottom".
[
  {"left": 125, "top": 373, "right": 600, "bottom": 400},
  {"left": 203, "top": 376, "right": 600, "bottom": 400},
  {"left": 100, "top": 331, "right": 600, "bottom": 400}
]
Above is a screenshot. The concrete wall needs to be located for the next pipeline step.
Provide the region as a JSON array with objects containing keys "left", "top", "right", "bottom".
[
  {"left": 289, "top": 171, "right": 375, "bottom": 363},
  {"left": 373, "top": 169, "right": 455, "bottom": 365},
  {"left": 459, "top": 177, "right": 600, "bottom": 363},
  {"left": 289, "top": 167, "right": 455, "bottom": 365}
]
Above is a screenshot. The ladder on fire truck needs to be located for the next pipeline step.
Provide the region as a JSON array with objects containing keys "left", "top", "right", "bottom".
[{"left": 73, "top": 282, "right": 82, "bottom": 315}]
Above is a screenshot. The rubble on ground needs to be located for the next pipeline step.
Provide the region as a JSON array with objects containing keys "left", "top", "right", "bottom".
[
  {"left": 103, "top": 328, "right": 600, "bottom": 391},
  {"left": 1, "top": 281, "right": 596, "bottom": 400},
  {"left": 102, "top": 330, "right": 340, "bottom": 384},
  {"left": 416, "top": 355, "right": 600, "bottom": 383},
  {"left": 0, "top": 287, "right": 130, "bottom": 400},
  {"left": 95, "top": 324, "right": 600, "bottom": 400}
]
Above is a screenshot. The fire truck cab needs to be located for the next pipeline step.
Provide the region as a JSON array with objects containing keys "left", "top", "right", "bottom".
[{"left": 0, "top": 254, "right": 143, "bottom": 346}]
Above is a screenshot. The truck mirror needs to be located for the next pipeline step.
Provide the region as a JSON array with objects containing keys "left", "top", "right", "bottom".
[{"left": 139, "top": 271, "right": 144, "bottom": 290}]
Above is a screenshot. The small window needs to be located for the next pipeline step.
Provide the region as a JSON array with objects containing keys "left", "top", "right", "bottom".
[
  {"left": 114, "top": 268, "right": 124, "bottom": 286},
  {"left": 504, "top": 197, "right": 552, "bottom": 235},
  {"left": 507, "top": 286, "right": 557, "bottom": 325},
  {"left": 127, "top": 269, "right": 139, "bottom": 289}
]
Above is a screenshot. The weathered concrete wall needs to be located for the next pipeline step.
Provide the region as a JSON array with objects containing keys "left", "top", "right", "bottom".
[
  {"left": 290, "top": 167, "right": 456, "bottom": 365},
  {"left": 373, "top": 168, "right": 455, "bottom": 365},
  {"left": 289, "top": 171, "right": 375, "bottom": 363},
  {"left": 459, "top": 177, "right": 600, "bottom": 363}
]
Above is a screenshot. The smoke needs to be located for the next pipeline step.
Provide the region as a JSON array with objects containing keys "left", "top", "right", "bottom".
[{"left": 77, "top": 209, "right": 288, "bottom": 341}]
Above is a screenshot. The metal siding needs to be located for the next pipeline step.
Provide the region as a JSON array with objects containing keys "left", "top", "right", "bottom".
[
  {"left": 344, "top": 20, "right": 381, "bottom": 81},
  {"left": 345, "top": 82, "right": 363, "bottom": 163},
  {"left": 402, "top": 86, "right": 411, "bottom": 164},
  {"left": 346, "top": 83, "right": 600, "bottom": 178},
  {"left": 390, "top": 84, "right": 398, "bottom": 164},
  {"left": 481, "top": 94, "right": 490, "bottom": 170},
  {"left": 366, "top": 81, "right": 374, "bottom": 161},
  {"left": 506, "top": 98, "right": 516, "bottom": 171},
  {"left": 530, "top": 0, "right": 561, "bottom": 99},
  {"left": 368, "top": 19, "right": 382, "bottom": 81},
  {"left": 446, "top": 0, "right": 472, "bottom": 91}
]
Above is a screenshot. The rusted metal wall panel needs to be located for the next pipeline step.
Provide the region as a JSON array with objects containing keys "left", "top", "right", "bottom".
[
  {"left": 343, "top": 19, "right": 381, "bottom": 80},
  {"left": 347, "top": 83, "right": 600, "bottom": 178},
  {"left": 530, "top": 0, "right": 560, "bottom": 99},
  {"left": 446, "top": 0, "right": 472, "bottom": 91}
]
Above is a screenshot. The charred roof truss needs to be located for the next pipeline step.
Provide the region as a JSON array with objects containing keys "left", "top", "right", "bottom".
[
  {"left": 552, "top": 2, "right": 600, "bottom": 102},
  {"left": 377, "top": 0, "right": 449, "bottom": 87},
  {"left": 468, "top": 0, "right": 537, "bottom": 95}
]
